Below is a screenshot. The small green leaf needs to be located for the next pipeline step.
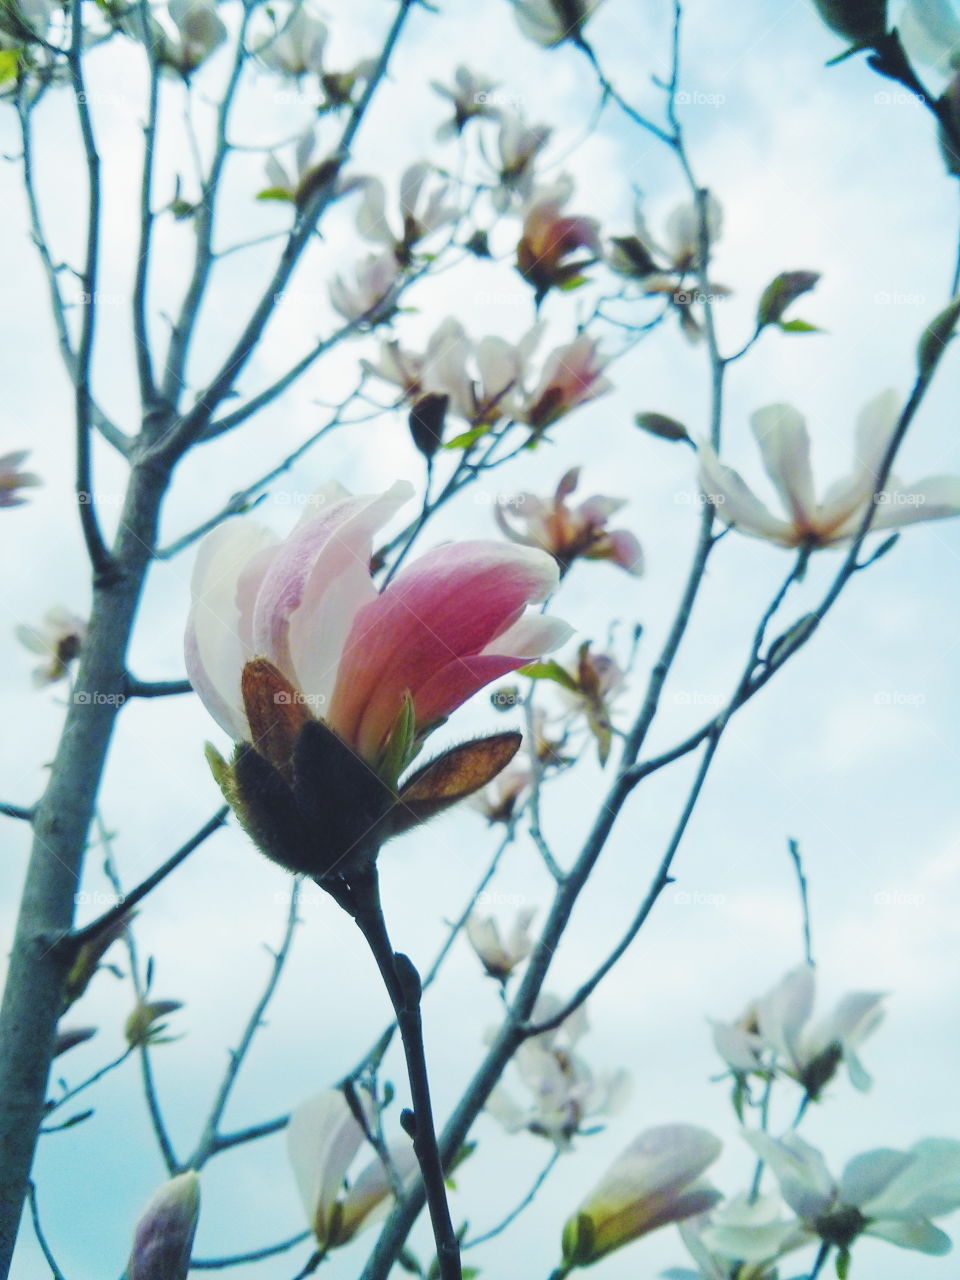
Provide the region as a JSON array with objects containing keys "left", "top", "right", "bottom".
[
  {"left": 778, "top": 318, "right": 822, "bottom": 333},
  {"left": 518, "top": 660, "right": 579, "bottom": 692},
  {"left": 444, "top": 425, "right": 490, "bottom": 450},
  {"left": 836, "top": 1247, "right": 851, "bottom": 1279},
  {"left": 0, "top": 48, "right": 21, "bottom": 83},
  {"left": 255, "top": 186, "right": 294, "bottom": 202},
  {"left": 757, "top": 270, "right": 821, "bottom": 328},
  {"left": 557, "top": 273, "right": 588, "bottom": 292},
  {"left": 917, "top": 294, "right": 960, "bottom": 377}
]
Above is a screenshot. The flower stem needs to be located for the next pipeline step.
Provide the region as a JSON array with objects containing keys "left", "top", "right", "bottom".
[{"left": 338, "top": 870, "right": 461, "bottom": 1280}]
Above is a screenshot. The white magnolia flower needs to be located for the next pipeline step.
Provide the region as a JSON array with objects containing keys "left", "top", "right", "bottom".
[
  {"left": 736, "top": 1130, "right": 960, "bottom": 1259},
  {"left": 560, "top": 1125, "right": 722, "bottom": 1272},
  {"left": 466, "top": 907, "right": 536, "bottom": 979},
  {"left": 0, "top": 450, "right": 41, "bottom": 507},
  {"left": 16, "top": 606, "right": 86, "bottom": 686},
  {"left": 693, "top": 1192, "right": 809, "bottom": 1275},
  {"left": 898, "top": 0, "right": 960, "bottom": 74},
  {"left": 486, "top": 997, "right": 630, "bottom": 1148},
  {"left": 712, "top": 964, "right": 886, "bottom": 1098},
  {"left": 698, "top": 390, "right": 960, "bottom": 548},
  {"left": 254, "top": 3, "right": 327, "bottom": 76},
  {"left": 508, "top": 0, "right": 604, "bottom": 48},
  {"left": 492, "top": 113, "right": 553, "bottom": 209},
  {"left": 356, "top": 163, "right": 457, "bottom": 262},
  {"left": 0, "top": 0, "right": 52, "bottom": 47},
  {"left": 469, "top": 763, "right": 532, "bottom": 824},
  {"left": 430, "top": 65, "right": 501, "bottom": 139},
  {"left": 155, "top": 0, "right": 226, "bottom": 74},
  {"left": 287, "top": 1090, "right": 416, "bottom": 1251},
  {"left": 328, "top": 253, "right": 400, "bottom": 324}
]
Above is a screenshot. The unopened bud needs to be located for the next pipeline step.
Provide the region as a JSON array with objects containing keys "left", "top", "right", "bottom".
[
  {"left": 810, "top": 0, "right": 886, "bottom": 45},
  {"left": 125, "top": 999, "right": 183, "bottom": 1048},
  {"left": 53, "top": 1026, "right": 97, "bottom": 1057},
  {"left": 635, "top": 412, "right": 690, "bottom": 443},
  {"left": 127, "top": 1172, "right": 200, "bottom": 1280}
]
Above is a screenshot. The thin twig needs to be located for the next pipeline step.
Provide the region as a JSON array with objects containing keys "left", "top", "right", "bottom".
[
  {"left": 72, "top": 807, "right": 228, "bottom": 949},
  {"left": 191, "top": 1229, "right": 312, "bottom": 1269},
  {"left": 45, "top": 1047, "right": 133, "bottom": 1117},
  {"left": 0, "top": 802, "right": 34, "bottom": 822},
  {"left": 788, "top": 839, "right": 814, "bottom": 967},
  {"left": 463, "top": 1149, "right": 560, "bottom": 1249},
  {"left": 188, "top": 881, "right": 302, "bottom": 1167},
  {"left": 26, "top": 1184, "right": 66, "bottom": 1280}
]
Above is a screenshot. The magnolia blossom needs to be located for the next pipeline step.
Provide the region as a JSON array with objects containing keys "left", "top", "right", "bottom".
[
  {"left": 430, "top": 65, "right": 501, "bottom": 138},
  {"left": 364, "top": 318, "right": 542, "bottom": 432},
  {"left": 728, "top": 1131, "right": 960, "bottom": 1260},
  {"left": 495, "top": 467, "right": 643, "bottom": 577},
  {"left": 679, "top": 1195, "right": 808, "bottom": 1278},
  {"left": 711, "top": 965, "right": 886, "bottom": 1100},
  {"left": 559, "top": 1125, "right": 722, "bottom": 1273},
  {"left": 517, "top": 336, "right": 611, "bottom": 433},
  {"left": 185, "top": 482, "right": 570, "bottom": 873},
  {"left": 127, "top": 1172, "right": 200, "bottom": 1280},
  {"left": 899, "top": 0, "right": 960, "bottom": 73},
  {"left": 356, "top": 163, "right": 457, "bottom": 264},
  {"left": 469, "top": 763, "right": 532, "bottom": 823},
  {"left": 261, "top": 129, "right": 329, "bottom": 205},
  {"left": 517, "top": 181, "right": 601, "bottom": 301},
  {"left": 16, "top": 606, "right": 86, "bottom": 686},
  {"left": 665, "top": 1205, "right": 792, "bottom": 1280},
  {"left": 550, "top": 641, "right": 625, "bottom": 765},
  {"left": 134, "top": 0, "right": 226, "bottom": 75},
  {"left": 698, "top": 390, "right": 960, "bottom": 549},
  {"left": 287, "top": 1090, "right": 416, "bottom": 1250},
  {"left": 508, "top": 0, "right": 604, "bottom": 47},
  {"left": 465, "top": 906, "right": 536, "bottom": 979},
  {"left": 254, "top": 4, "right": 327, "bottom": 76},
  {"left": 0, "top": 450, "right": 40, "bottom": 507},
  {"left": 328, "top": 253, "right": 401, "bottom": 324},
  {"left": 486, "top": 997, "right": 629, "bottom": 1148},
  {"left": 492, "top": 114, "right": 553, "bottom": 209}
]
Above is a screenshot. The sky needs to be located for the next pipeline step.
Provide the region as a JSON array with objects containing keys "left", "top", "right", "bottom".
[{"left": 1, "top": 0, "right": 960, "bottom": 1277}]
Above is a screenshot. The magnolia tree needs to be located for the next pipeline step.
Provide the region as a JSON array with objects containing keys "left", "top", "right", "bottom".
[{"left": 2, "top": 0, "right": 960, "bottom": 1276}]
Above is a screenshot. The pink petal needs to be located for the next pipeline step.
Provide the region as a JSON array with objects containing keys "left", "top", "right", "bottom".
[
  {"left": 251, "top": 482, "right": 412, "bottom": 687},
  {"left": 328, "top": 541, "right": 561, "bottom": 759}
]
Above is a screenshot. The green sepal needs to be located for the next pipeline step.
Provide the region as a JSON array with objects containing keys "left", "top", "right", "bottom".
[
  {"left": 377, "top": 691, "right": 418, "bottom": 789},
  {"left": 518, "top": 660, "right": 579, "bottom": 693}
]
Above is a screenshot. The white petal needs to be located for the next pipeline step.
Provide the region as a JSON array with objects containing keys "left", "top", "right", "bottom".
[
  {"left": 697, "top": 443, "right": 794, "bottom": 544},
  {"left": 286, "top": 1092, "right": 366, "bottom": 1243},
  {"left": 750, "top": 404, "right": 816, "bottom": 526},
  {"left": 481, "top": 613, "right": 573, "bottom": 659}
]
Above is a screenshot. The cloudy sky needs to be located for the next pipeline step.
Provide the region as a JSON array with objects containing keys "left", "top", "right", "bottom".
[{"left": 2, "top": 0, "right": 960, "bottom": 1277}]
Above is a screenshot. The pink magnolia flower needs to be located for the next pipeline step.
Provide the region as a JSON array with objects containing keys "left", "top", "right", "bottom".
[
  {"left": 185, "top": 482, "right": 571, "bottom": 873},
  {"left": 517, "top": 336, "right": 611, "bottom": 433},
  {"left": 0, "top": 450, "right": 41, "bottom": 507},
  {"left": 495, "top": 467, "right": 643, "bottom": 577},
  {"left": 287, "top": 1089, "right": 416, "bottom": 1250},
  {"left": 516, "top": 182, "right": 601, "bottom": 302},
  {"left": 698, "top": 391, "right": 960, "bottom": 549}
]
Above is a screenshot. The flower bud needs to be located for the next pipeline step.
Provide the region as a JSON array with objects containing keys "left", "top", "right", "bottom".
[
  {"left": 125, "top": 999, "right": 183, "bottom": 1048},
  {"left": 127, "top": 1172, "right": 200, "bottom": 1280},
  {"left": 810, "top": 0, "right": 886, "bottom": 45}
]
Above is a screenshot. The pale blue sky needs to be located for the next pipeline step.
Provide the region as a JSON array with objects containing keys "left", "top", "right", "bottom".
[{"left": 1, "top": 0, "right": 959, "bottom": 1277}]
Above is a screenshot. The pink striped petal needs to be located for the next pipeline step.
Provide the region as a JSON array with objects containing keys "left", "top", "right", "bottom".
[
  {"left": 328, "top": 541, "right": 561, "bottom": 759},
  {"left": 251, "top": 482, "right": 412, "bottom": 687}
]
